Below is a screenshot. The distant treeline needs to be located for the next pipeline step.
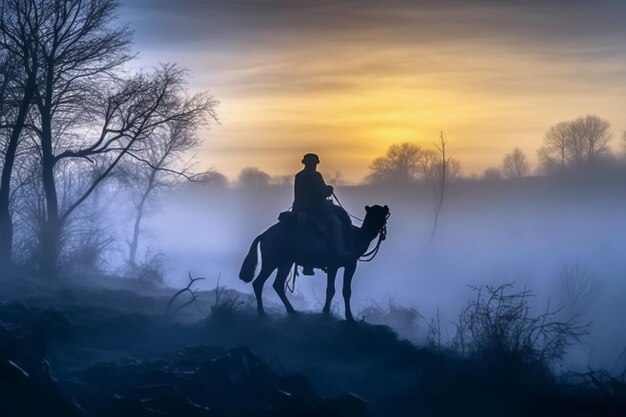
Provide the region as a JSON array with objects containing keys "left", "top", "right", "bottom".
[{"left": 219, "top": 114, "right": 625, "bottom": 188}]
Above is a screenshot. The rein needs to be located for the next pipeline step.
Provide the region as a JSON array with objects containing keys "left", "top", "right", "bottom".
[
  {"left": 285, "top": 264, "right": 298, "bottom": 293},
  {"left": 359, "top": 213, "right": 389, "bottom": 262},
  {"left": 332, "top": 191, "right": 389, "bottom": 263},
  {"left": 332, "top": 192, "right": 363, "bottom": 223}
]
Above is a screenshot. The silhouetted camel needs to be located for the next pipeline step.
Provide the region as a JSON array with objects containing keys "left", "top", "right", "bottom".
[{"left": 239, "top": 204, "right": 390, "bottom": 321}]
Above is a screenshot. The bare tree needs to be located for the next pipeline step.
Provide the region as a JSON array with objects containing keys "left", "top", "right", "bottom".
[
  {"left": 28, "top": 0, "right": 132, "bottom": 270},
  {"left": 502, "top": 148, "right": 529, "bottom": 178},
  {"left": 120, "top": 117, "right": 217, "bottom": 269},
  {"left": 8, "top": 155, "right": 44, "bottom": 262},
  {"left": 193, "top": 170, "right": 228, "bottom": 187},
  {"left": 539, "top": 115, "right": 613, "bottom": 173},
  {"left": 568, "top": 115, "right": 612, "bottom": 166},
  {"left": 557, "top": 262, "right": 603, "bottom": 319},
  {"left": 237, "top": 167, "right": 271, "bottom": 188},
  {"left": 538, "top": 121, "right": 570, "bottom": 172},
  {"left": 366, "top": 143, "right": 436, "bottom": 184},
  {"left": 427, "top": 157, "right": 461, "bottom": 183},
  {"left": 428, "top": 132, "right": 460, "bottom": 242},
  {"left": 2, "top": 0, "right": 216, "bottom": 271},
  {"left": 0, "top": 0, "right": 41, "bottom": 265},
  {"left": 328, "top": 171, "right": 346, "bottom": 187},
  {"left": 271, "top": 175, "right": 292, "bottom": 186},
  {"left": 482, "top": 167, "right": 502, "bottom": 180},
  {"left": 49, "top": 66, "right": 213, "bottom": 271}
]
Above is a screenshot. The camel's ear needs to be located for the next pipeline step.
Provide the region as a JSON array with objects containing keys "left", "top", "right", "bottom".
[
  {"left": 365, "top": 205, "right": 370, "bottom": 212},
  {"left": 384, "top": 205, "right": 389, "bottom": 211}
]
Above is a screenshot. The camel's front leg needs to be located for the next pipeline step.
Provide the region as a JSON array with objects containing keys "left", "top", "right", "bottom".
[
  {"left": 323, "top": 267, "right": 338, "bottom": 315},
  {"left": 253, "top": 266, "right": 274, "bottom": 315},
  {"left": 273, "top": 264, "right": 297, "bottom": 315},
  {"left": 342, "top": 260, "right": 357, "bottom": 321}
]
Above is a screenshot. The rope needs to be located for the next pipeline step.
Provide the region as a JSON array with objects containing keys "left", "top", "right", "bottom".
[
  {"left": 331, "top": 192, "right": 363, "bottom": 223},
  {"left": 359, "top": 221, "right": 388, "bottom": 262},
  {"left": 332, "top": 190, "right": 389, "bottom": 263},
  {"left": 285, "top": 263, "right": 298, "bottom": 293}
]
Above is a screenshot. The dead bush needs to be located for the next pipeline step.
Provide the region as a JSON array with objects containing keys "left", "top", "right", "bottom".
[
  {"left": 557, "top": 262, "right": 603, "bottom": 318},
  {"left": 359, "top": 296, "right": 421, "bottom": 340},
  {"left": 454, "top": 283, "right": 587, "bottom": 365}
]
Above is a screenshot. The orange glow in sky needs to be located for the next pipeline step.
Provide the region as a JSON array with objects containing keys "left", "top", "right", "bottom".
[{"left": 125, "top": 0, "right": 626, "bottom": 182}]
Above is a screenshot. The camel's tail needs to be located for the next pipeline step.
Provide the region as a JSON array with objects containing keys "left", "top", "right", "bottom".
[{"left": 239, "top": 234, "right": 262, "bottom": 283}]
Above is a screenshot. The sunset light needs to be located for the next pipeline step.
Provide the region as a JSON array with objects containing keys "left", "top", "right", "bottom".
[{"left": 123, "top": 0, "right": 626, "bottom": 181}]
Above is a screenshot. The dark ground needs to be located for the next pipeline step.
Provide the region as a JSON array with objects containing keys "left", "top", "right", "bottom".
[{"left": 0, "top": 271, "right": 624, "bottom": 417}]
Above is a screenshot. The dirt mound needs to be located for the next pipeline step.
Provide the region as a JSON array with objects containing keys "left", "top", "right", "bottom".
[{"left": 0, "top": 278, "right": 624, "bottom": 416}]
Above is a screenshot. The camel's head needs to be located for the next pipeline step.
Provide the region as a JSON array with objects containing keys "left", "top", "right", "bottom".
[{"left": 364, "top": 204, "right": 390, "bottom": 233}]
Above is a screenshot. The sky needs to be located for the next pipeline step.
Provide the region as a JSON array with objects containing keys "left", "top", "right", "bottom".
[{"left": 119, "top": 0, "right": 626, "bottom": 182}]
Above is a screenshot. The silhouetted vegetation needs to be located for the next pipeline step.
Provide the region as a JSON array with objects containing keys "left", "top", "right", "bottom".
[
  {"left": 539, "top": 115, "right": 613, "bottom": 174},
  {"left": 1, "top": 1, "right": 625, "bottom": 417},
  {"left": 0, "top": 0, "right": 217, "bottom": 272},
  {"left": 502, "top": 148, "right": 530, "bottom": 178},
  {"left": 237, "top": 167, "right": 272, "bottom": 188},
  {"left": 0, "top": 271, "right": 624, "bottom": 416},
  {"left": 453, "top": 283, "right": 588, "bottom": 366}
]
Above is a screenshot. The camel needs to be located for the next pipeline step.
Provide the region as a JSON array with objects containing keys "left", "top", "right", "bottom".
[{"left": 239, "top": 204, "right": 390, "bottom": 321}]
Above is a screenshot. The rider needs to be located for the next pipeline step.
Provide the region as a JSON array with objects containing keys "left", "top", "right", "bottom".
[{"left": 293, "top": 153, "right": 351, "bottom": 275}]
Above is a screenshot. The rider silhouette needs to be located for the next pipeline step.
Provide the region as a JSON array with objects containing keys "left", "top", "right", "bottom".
[{"left": 293, "top": 153, "right": 351, "bottom": 275}]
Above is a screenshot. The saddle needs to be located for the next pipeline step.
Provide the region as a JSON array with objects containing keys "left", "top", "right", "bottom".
[
  {"left": 278, "top": 210, "right": 308, "bottom": 223},
  {"left": 278, "top": 204, "right": 351, "bottom": 226},
  {"left": 278, "top": 210, "right": 330, "bottom": 244},
  {"left": 278, "top": 205, "right": 354, "bottom": 267}
]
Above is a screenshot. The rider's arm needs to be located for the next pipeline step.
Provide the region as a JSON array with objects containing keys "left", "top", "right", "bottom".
[{"left": 315, "top": 172, "right": 333, "bottom": 198}]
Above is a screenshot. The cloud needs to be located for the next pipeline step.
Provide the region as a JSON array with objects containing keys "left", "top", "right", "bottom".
[
  {"left": 121, "top": 0, "right": 626, "bottom": 98},
  {"left": 119, "top": 0, "right": 626, "bottom": 180},
  {"left": 121, "top": 0, "right": 626, "bottom": 50}
]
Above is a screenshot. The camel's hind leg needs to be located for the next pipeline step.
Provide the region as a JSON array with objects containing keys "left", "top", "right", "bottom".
[
  {"left": 252, "top": 266, "right": 274, "bottom": 315},
  {"left": 342, "top": 260, "right": 358, "bottom": 321},
  {"left": 323, "top": 267, "right": 338, "bottom": 315},
  {"left": 273, "top": 264, "right": 297, "bottom": 315}
]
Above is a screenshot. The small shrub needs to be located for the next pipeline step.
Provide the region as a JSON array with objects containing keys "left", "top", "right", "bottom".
[
  {"left": 211, "top": 286, "right": 249, "bottom": 319},
  {"left": 63, "top": 226, "right": 114, "bottom": 273},
  {"left": 359, "top": 296, "right": 421, "bottom": 340},
  {"left": 426, "top": 308, "right": 444, "bottom": 349},
  {"left": 557, "top": 262, "right": 603, "bottom": 318},
  {"left": 126, "top": 250, "right": 166, "bottom": 286},
  {"left": 454, "top": 283, "right": 587, "bottom": 365},
  {"left": 572, "top": 367, "right": 626, "bottom": 407}
]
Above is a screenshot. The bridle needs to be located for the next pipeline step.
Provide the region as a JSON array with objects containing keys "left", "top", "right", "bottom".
[
  {"left": 359, "top": 212, "right": 390, "bottom": 263},
  {"left": 332, "top": 190, "right": 390, "bottom": 262}
]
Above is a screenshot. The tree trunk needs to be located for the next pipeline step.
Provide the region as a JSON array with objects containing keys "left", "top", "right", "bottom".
[
  {"left": 39, "top": 112, "right": 61, "bottom": 272},
  {"left": 128, "top": 198, "right": 146, "bottom": 268},
  {"left": 0, "top": 75, "right": 36, "bottom": 265},
  {"left": 128, "top": 172, "right": 157, "bottom": 267}
]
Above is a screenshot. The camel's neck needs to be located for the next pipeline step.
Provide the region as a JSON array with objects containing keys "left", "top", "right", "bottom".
[{"left": 357, "top": 219, "right": 381, "bottom": 245}]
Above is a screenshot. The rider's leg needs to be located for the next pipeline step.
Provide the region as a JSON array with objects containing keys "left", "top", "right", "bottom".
[{"left": 328, "top": 212, "right": 351, "bottom": 258}]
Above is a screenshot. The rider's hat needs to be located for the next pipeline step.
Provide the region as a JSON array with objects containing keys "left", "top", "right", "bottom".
[{"left": 302, "top": 153, "right": 320, "bottom": 165}]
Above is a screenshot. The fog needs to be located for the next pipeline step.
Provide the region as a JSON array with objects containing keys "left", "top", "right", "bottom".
[{"left": 108, "top": 172, "right": 626, "bottom": 372}]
